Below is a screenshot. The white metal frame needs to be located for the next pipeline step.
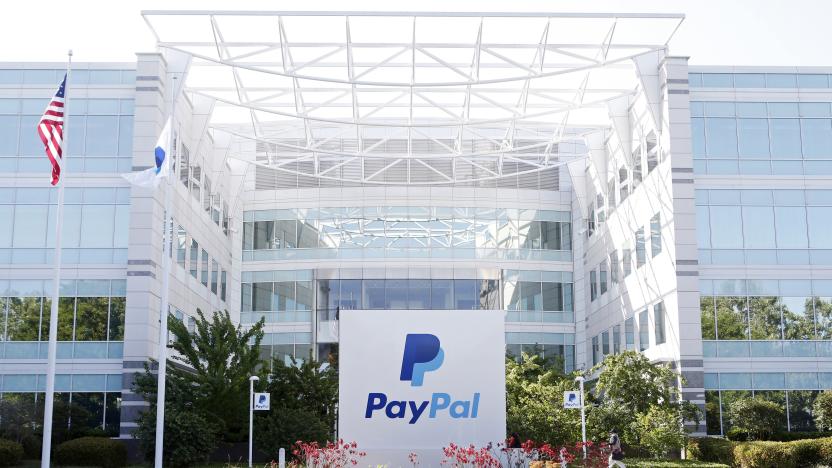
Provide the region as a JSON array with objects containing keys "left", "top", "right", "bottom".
[{"left": 142, "top": 11, "right": 683, "bottom": 185}]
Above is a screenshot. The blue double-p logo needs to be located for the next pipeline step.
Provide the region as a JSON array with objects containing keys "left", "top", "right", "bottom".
[{"left": 399, "top": 333, "right": 444, "bottom": 387}]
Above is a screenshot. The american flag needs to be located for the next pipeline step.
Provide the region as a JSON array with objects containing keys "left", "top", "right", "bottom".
[{"left": 37, "top": 75, "right": 66, "bottom": 186}]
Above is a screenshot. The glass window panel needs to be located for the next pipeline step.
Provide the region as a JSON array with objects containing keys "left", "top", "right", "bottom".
[
  {"left": 788, "top": 390, "right": 819, "bottom": 431},
  {"left": 85, "top": 116, "right": 119, "bottom": 156},
  {"left": 651, "top": 214, "right": 662, "bottom": 257},
  {"left": 273, "top": 282, "right": 295, "bottom": 311},
  {"left": 742, "top": 206, "right": 775, "bottom": 249},
  {"left": 252, "top": 283, "right": 272, "bottom": 311},
  {"left": 118, "top": 116, "right": 133, "bottom": 156},
  {"left": 734, "top": 74, "right": 766, "bottom": 87},
  {"left": 702, "top": 74, "right": 733, "bottom": 87},
  {"left": 705, "top": 118, "right": 738, "bottom": 157},
  {"left": 386, "top": 280, "right": 408, "bottom": 310},
  {"left": 801, "top": 119, "right": 832, "bottom": 158},
  {"left": 798, "top": 74, "right": 829, "bottom": 88},
  {"left": 737, "top": 119, "right": 770, "bottom": 157},
  {"left": 787, "top": 373, "right": 819, "bottom": 389},
  {"left": 108, "top": 297, "right": 125, "bottom": 341},
  {"left": 253, "top": 221, "right": 275, "bottom": 249},
  {"left": 705, "top": 391, "right": 722, "bottom": 435},
  {"left": 519, "top": 281, "right": 542, "bottom": 311},
  {"left": 766, "top": 74, "right": 797, "bottom": 88},
  {"left": 625, "top": 317, "right": 635, "bottom": 348},
  {"left": 748, "top": 297, "right": 782, "bottom": 339},
  {"left": 74, "top": 297, "right": 109, "bottom": 341},
  {"left": 654, "top": 302, "right": 666, "bottom": 345},
  {"left": 80, "top": 205, "right": 115, "bottom": 248},
  {"left": 635, "top": 228, "right": 646, "bottom": 267},
  {"left": 720, "top": 390, "right": 752, "bottom": 431},
  {"left": 691, "top": 118, "right": 706, "bottom": 157},
  {"left": 0, "top": 115, "right": 19, "bottom": 156},
  {"left": 454, "top": 279, "right": 478, "bottom": 310},
  {"left": 768, "top": 119, "right": 802, "bottom": 158},
  {"left": 12, "top": 205, "right": 49, "bottom": 248},
  {"left": 754, "top": 391, "right": 788, "bottom": 431},
  {"left": 773, "top": 207, "right": 808, "bottom": 248},
  {"left": 479, "top": 279, "right": 499, "bottom": 310},
  {"left": 200, "top": 250, "right": 209, "bottom": 286},
  {"left": 780, "top": 296, "right": 815, "bottom": 340},
  {"left": 338, "top": 280, "right": 361, "bottom": 310},
  {"left": 701, "top": 296, "right": 716, "bottom": 339},
  {"left": 710, "top": 206, "right": 743, "bottom": 248},
  {"left": 696, "top": 206, "right": 711, "bottom": 248},
  {"left": 408, "top": 280, "right": 431, "bottom": 309},
  {"left": 541, "top": 282, "right": 563, "bottom": 311},
  {"left": 715, "top": 296, "right": 749, "bottom": 340},
  {"left": 295, "top": 281, "right": 312, "bottom": 312},
  {"left": 363, "top": 280, "right": 385, "bottom": 309},
  {"left": 589, "top": 270, "right": 597, "bottom": 301},
  {"left": 601, "top": 331, "right": 610, "bottom": 355},
  {"left": 736, "top": 102, "right": 767, "bottom": 117},
  {"left": 599, "top": 263, "right": 608, "bottom": 295},
  {"left": 807, "top": 207, "right": 832, "bottom": 248},
  {"left": 56, "top": 297, "right": 74, "bottom": 341},
  {"left": 5, "top": 297, "right": 42, "bottom": 341},
  {"left": 431, "top": 279, "right": 453, "bottom": 309},
  {"left": 639, "top": 309, "right": 649, "bottom": 351},
  {"left": 211, "top": 260, "right": 219, "bottom": 294},
  {"left": 815, "top": 297, "right": 832, "bottom": 340}
]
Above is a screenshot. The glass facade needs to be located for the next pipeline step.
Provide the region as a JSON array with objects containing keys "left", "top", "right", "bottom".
[
  {"left": 690, "top": 73, "right": 832, "bottom": 89},
  {"left": 506, "top": 332, "right": 575, "bottom": 373},
  {"left": 242, "top": 207, "right": 572, "bottom": 261},
  {"left": 0, "top": 187, "right": 130, "bottom": 264},
  {"left": 0, "top": 280, "right": 126, "bottom": 360},
  {"left": 691, "top": 101, "right": 832, "bottom": 175},
  {"left": 0, "top": 97, "right": 134, "bottom": 173},
  {"left": 696, "top": 188, "right": 832, "bottom": 265}
]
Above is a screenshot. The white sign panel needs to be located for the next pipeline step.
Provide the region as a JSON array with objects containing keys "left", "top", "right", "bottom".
[
  {"left": 563, "top": 391, "right": 581, "bottom": 409},
  {"left": 339, "top": 309, "right": 506, "bottom": 460},
  {"left": 253, "top": 392, "right": 270, "bottom": 411}
]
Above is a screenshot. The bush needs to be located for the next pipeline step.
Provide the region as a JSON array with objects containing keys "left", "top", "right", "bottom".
[
  {"left": 733, "top": 441, "right": 796, "bottom": 468},
  {"left": 54, "top": 437, "right": 127, "bottom": 468},
  {"left": 0, "top": 439, "right": 24, "bottom": 467},
  {"left": 638, "top": 406, "right": 686, "bottom": 458},
  {"left": 726, "top": 427, "right": 749, "bottom": 441},
  {"left": 626, "top": 459, "right": 729, "bottom": 467},
  {"left": 135, "top": 407, "right": 220, "bottom": 468},
  {"left": 769, "top": 430, "right": 832, "bottom": 442},
  {"left": 686, "top": 437, "right": 735, "bottom": 466}
]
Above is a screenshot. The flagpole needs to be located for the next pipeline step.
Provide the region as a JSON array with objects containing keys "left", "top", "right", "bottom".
[
  {"left": 41, "top": 49, "right": 72, "bottom": 468},
  {"left": 154, "top": 74, "right": 178, "bottom": 468}
]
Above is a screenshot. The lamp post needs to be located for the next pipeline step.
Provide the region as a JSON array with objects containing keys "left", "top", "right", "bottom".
[
  {"left": 249, "top": 375, "right": 260, "bottom": 468},
  {"left": 574, "top": 375, "right": 587, "bottom": 459}
]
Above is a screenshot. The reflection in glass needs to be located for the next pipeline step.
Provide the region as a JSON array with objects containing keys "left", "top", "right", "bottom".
[
  {"left": 716, "top": 296, "right": 749, "bottom": 339},
  {"left": 749, "top": 296, "right": 782, "bottom": 339}
]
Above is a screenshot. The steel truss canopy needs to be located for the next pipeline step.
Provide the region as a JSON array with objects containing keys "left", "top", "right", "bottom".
[{"left": 142, "top": 11, "right": 684, "bottom": 185}]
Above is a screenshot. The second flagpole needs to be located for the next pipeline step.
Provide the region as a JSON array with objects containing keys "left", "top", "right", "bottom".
[{"left": 153, "top": 73, "right": 178, "bottom": 468}]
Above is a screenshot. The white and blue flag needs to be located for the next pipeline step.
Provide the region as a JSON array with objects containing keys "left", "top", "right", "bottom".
[{"left": 121, "top": 118, "right": 171, "bottom": 188}]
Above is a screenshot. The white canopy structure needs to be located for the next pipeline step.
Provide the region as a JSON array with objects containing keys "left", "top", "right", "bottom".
[{"left": 142, "top": 11, "right": 684, "bottom": 185}]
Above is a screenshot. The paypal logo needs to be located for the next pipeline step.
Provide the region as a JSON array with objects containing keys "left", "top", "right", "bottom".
[
  {"left": 400, "top": 333, "right": 444, "bottom": 386},
  {"left": 364, "top": 333, "right": 480, "bottom": 424}
]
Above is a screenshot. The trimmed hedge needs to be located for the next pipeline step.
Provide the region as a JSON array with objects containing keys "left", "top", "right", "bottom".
[
  {"left": 715, "top": 436, "right": 832, "bottom": 468},
  {"left": 687, "top": 437, "right": 735, "bottom": 466},
  {"left": 626, "top": 459, "right": 729, "bottom": 467},
  {"left": 0, "top": 439, "right": 24, "bottom": 467},
  {"left": 54, "top": 436, "right": 127, "bottom": 468}
]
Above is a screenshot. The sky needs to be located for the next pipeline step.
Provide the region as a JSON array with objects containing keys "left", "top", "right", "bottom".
[{"left": 0, "top": 0, "right": 829, "bottom": 66}]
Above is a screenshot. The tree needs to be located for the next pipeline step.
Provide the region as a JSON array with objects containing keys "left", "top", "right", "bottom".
[
  {"left": 637, "top": 406, "right": 686, "bottom": 458},
  {"left": 133, "top": 309, "right": 265, "bottom": 464},
  {"left": 505, "top": 353, "right": 582, "bottom": 446},
  {"left": 593, "top": 351, "right": 678, "bottom": 416},
  {"left": 254, "top": 355, "right": 339, "bottom": 460},
  {"left": 727, "top": 397, "right": 784, "bottom": 440},
  {"left": 813, "top": 390, "right": 832, "bottom": 431},
  {"left": 166, "top": 309, "right": 265, "bottom": 440}
]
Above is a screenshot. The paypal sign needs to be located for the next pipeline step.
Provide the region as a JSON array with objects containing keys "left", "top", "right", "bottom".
[
  {"left": 339, "top": 309, "right": 506, "bottom": 466},
  {"left": 400, "top": 334, "right": 444, "bottom": 386}
]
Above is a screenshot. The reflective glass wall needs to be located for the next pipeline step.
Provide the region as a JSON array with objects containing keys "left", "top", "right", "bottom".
[
  {"left": 691, "top": 101, "right": 832, "bottom": 176},
  {"left": 696, "top": 189, "right": 832, "bottom": 265},
  {"left": 242, "top": 207, "right": 572, "bottom": 261}
]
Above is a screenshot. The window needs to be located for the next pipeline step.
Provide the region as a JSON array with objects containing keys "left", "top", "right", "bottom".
[
  {"left": 613, "top": 325, "right": 621, "bottom": 354},
  {"left": 200, "top": 250, "right": 209, "bottom": 287},
  {"left": 596, "top": 193, "right": 605, "bottom": 224},
  {"left": 592, "top": 336, "right": 599, "bottom": 366},
  {"left": 618, "top": 167, "right": 629, "bottom": 202},
  {"left": 211, "top": 260, "right": 219, "bottom": 294},
  {"left": 632, "top": 145, "right": 643, "bottom": 188},
  {"left": 654, "top": 302, "right": 666, "bottom": 345},
  {"left": 635, "top": 228, "right": 646, "bottom": 267},
  {"left": 589, "top": 270, "right": 597, "bottom": 302},
  {"left": 639, "top": 309, "right": 649, "bottom": 351},
  {"left": 176, "top": 226, "right": 186, "bottom": 268},
  {"left": 599, "top": 261, "right": 608, "bottom": 295},
  {"left": 650, "top": 213, "right": 662, "bottom": 257},
  {"left": 203, "top": 176, "right": 212, "bottom": 213},
  {"left": 220, "top": 270, "right": 227, "bottom": 302},
  {"left": 623, "top": 248, "right": 632, "bottom": 277},
  {"left": 602, "top": 331, "right": 610, "bottom": 355},
  {"left": 608, "top": 178, "right": 616, "bottom": 210},
  {"left": 178, "top": 144, "right": 190, "bottom": 187},
  {"left": 190, "top": 165, "right": 202, "bottom": 203},
  {"left": 189, "top": 239, "right": 198, "bottom": 278},
  {"left": 625, "top": 317, "right": 635, "bottom": 350},
  {"left": 609, "top": 251, "right": 619, "bottom": 285},
  {"left": 646, "top": 132, "right": 659, "bottom": 173},
  {"left": 587, "top": 201, "right": 595, "bottom": 238}
]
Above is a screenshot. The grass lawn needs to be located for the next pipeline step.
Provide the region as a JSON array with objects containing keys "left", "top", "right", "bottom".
[{"left": 624, "top": 459, "right": 730, "bottom": 468}]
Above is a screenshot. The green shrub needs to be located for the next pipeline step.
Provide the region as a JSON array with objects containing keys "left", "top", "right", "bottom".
[
  {"left": 733, "top": 441, "right": 796, "bottom": 468},
  {"left": 769, "top": 430, "right": 832, "bottom": 441},
  {"left": 686, "top": 437, "right": 735, "bottom": 466},
  {"left": 54, "top": 436, "right": 127, "bottom": 468},
  {"left": 727, "top": 398, "right": 784, "bottom": 441},
  {"left": 726, "top": 427, "right": 749, "bottom": 441},
  {"left": 814, "top": 390, "right": 832, "bottom": 431},
  {"left": 626, "top": 459, "right": 730, "bottom": 467},
  {"left": 789, "top": 438, "right": 822, "bottom": 466},
  {"left": 0, "top": 438, "right": 24, "bottom": 467}
]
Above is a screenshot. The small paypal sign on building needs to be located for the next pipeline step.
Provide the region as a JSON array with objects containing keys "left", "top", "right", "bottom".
[{"left": 339, "top": 309, "right": 506, "bottom": 465}]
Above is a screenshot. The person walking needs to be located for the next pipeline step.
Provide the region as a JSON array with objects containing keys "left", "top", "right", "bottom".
[{"left": 608, "top": 429, "right": 626, "bottom": 468}]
